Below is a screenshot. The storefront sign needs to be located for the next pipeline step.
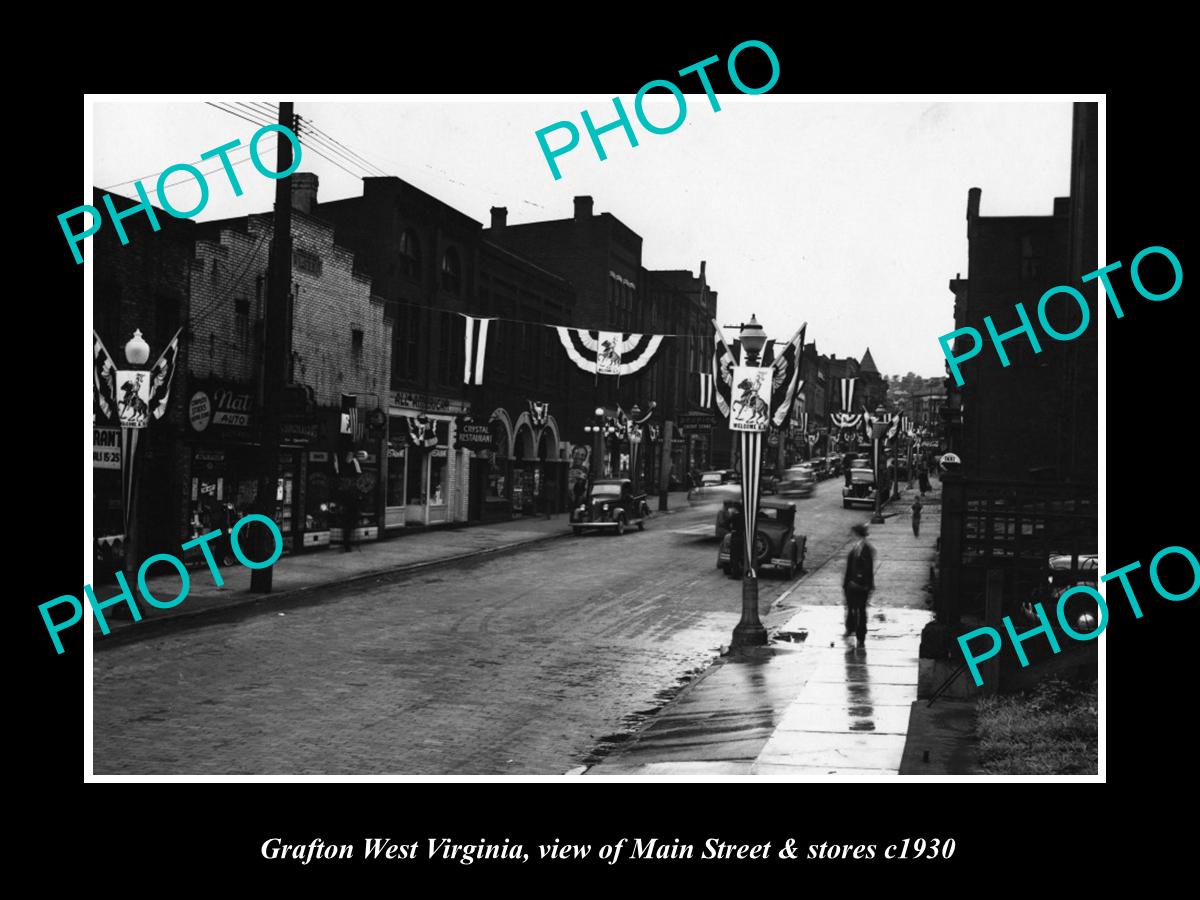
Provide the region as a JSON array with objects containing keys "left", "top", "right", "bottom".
[
  {"left": 280, "top": 421, "right": 319, "bottom": 445},
  {"left": 93, "top": 427, "right": 120, "bottom": 469},
  {"left": 212, "top": 387, "right": 253, "bottom": 427},
  {"left": 309, "top": 451, "right": 329, "bottom": 463},
  {"left": 677, "top": 414, "right": 714, "bottom": 431},
  {"left": 188, "top": 391, "right": 212, "bottom": 432},
  {"left": 390, "top": 390, "right": 469, "bottom": 415},
  {"left": 194, "top": 448, "right": 225, "bottom": 462},
  {"left": 454, "top": 416, "right": 493, "bottom": 451}
]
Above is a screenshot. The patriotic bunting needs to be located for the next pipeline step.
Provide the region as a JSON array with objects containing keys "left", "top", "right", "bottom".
[
  {"left": 93, "top": 331, "right": 118, "bottom": 422},
  {"left": 147, "top": 329, "right": 181, "bottom": 420},
  {"left": 830, "top": 412, "right": 863, "bottom": 429},
  {"left": 769, "top": 324, "right": 806, "bottom": 428},
  {"left": 406, "top": 415, "right": 438, "bottom": 448},
  {"left": 555, "top": 328, "right": 663, "bottom": 379},
  {"left": 340, "top": 394, "right": 362, "bottom": 440},
  {"left": 698, "top": 372, "right": 713, "bottom": 408},
  {"left": 529, "top": 400, "right": 549, "bottom": 427},
  {"left": 839, "top": 377, "right": 858, "bottom": 412},
  {"left": 462, "top": 315, "right": 494, "bottom": 385},
  {"left": 713, "top": 320, "right": 808, "bottom": 430}
]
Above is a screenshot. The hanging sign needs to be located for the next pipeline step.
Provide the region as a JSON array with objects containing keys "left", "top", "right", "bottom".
[{"left": 454, "top": 415, "right": 493, "bottom": 452}]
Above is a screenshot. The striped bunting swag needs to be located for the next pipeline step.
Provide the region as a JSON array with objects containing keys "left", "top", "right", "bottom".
[
  {"left": 462, "top": 315, "right": 495, "bottom": 385},
  {"left": 555, "top": 328, "right": 663, "bottom": 381},
  {"left": 698, "top": 372, "right": 714, "bottom": 408},
  {"left": 839, "top": 377, "right": 858, "bottom": 412}
]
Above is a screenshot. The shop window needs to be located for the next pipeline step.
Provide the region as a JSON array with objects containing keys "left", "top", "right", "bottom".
[
  {"left": 441, "top": 246, "right": 462, "bottom": 293},
  {"left": 235, "top": 298, "right": 250, "bottom": 347},
  {"left": 399, "top": 229, "right": 421, "bottom": 279}
]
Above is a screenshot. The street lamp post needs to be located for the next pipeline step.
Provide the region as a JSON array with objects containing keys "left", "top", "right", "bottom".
[
  {"left": 871, "top": 404, "right": 887, "bottom": 525},
  {"left": 583, "top": 406, "right": 605, "bottom": 485},
  {"left": 731, "top": 315, "right": 770, "bottom": 650},
  {"left": 626, "top": 402, "right": 656, "bottom": 494}
]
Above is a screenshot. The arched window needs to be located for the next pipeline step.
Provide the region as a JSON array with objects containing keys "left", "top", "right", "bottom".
[
  {"left": 398, "top": 229, "right": 421, "bottom": 278},
  {"left": 441, "top": 246, "right": 462, "bottom": 293}
]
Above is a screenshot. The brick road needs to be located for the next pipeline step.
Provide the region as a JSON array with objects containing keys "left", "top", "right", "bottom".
[{"left": 93, "top": 481, "right": 870, "bottom": 774}]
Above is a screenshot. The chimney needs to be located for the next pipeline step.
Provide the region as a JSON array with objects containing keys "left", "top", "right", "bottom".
[
  {"left": 490, "top": 206, "right": 507, "bottom": 228},
  {"left": 966, "top": 187, "right": 981, "bottom": 221},
  {"left": 574, "top": 195, "right": 593, "bottom": 221},
  {"left": 291, "top": 172, "right": 319, "bottom": 214},
  {"left": 699, "top": 260, "right": 706, "bottom": 279},
  {"left": 1053, "top": 196, "right": 1069, "bottom": 217}
]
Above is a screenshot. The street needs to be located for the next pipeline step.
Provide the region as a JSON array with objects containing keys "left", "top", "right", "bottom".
[{"left": 93, "top": 480, "right": 874, "bottom": 775}]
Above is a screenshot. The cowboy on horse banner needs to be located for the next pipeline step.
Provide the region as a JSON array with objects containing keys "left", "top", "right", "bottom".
[{"left": 729, "top": 366, "right": 771, "bottom": 432}]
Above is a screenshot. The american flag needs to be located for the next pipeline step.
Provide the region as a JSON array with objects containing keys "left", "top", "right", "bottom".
[{"left": 340, "top": 394, "right": 362, "bottom": 440}]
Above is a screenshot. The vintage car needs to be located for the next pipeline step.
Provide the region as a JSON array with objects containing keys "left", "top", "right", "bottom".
[
  {"left": 1020, "top": 552, "right": 1100, "bottom": 632},
  {"left": 825, "top": 455, "right": 843, "bottom": 478},
  {"left": 777, "top": 464, "right": 817, "bottom": 498},
  {"left": 687, "top": 469, "right": 742, "bottom": 508},
  {"left": 842, "top": 466, "right": 877, "bottom": 509},
  {"left": 570, "top": 478, "right": 650, "bottom": 535},
  {"left": 717, "top": 498, "right": 808, "bottom": 579}
]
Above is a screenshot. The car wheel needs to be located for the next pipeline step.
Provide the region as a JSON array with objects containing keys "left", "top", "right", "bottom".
[
  {"left": 753, "top": 531, "right": 771, "bottom": 568},
  {"left": 786, "top": 546, "right": 798, "bottom": 580},
  {"left": 843, "top": 500, "right": 851, "bottom": 509},
  {"left": 573, "top": 526, "right": 584, "bottom": 535},
  {"left": 615, "top": 516, "right": 626, "bottom": 536},
  {"left": 637, "top": 518, "right": 645, "bottom": 531}
]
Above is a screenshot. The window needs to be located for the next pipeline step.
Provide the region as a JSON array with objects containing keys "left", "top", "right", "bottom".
[
  {"left": 352, "top": 327, "right": 364, "bottom": 354},
  {"left": 441, "top": 246, "right": 462, "bottom": 293},
  {"left": 399, "top": 229, "right": 421, "bottom": 279},
  {"left": 392, "top": 303, "right": 420, "bottom": 386},
  {"left": 293, "top": 248, "right": 322, "bottom": 277},
  {"left": 1020, "top": 235, "right": 1040, "bottom": 280},
  {"left": 235, "top": 298, "right": 250, "bottom": 347}
]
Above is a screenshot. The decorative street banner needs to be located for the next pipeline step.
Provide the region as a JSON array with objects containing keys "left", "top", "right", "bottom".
[
  {"left": 729, "top": 366, "right": 772, "bottom": 432},
  {"left": 555, "top": 328, "right": 663, "bottom": 379},
  {"left": 406, "top": 415, "right": 439, "bottom": 448},
  {"left": 840, "top": 377, "right": 858, "bottom": 412},
  {"left": 461, "top": 315, "right": 494, "bottom": 385},
  {"left": 116, "top": 370, "right": 151, "bottom": 429},
  {"left": 698, "top": 372, "right": 713, "bottom": 408},
  {"left": 528, "top": 400, "right": 549, "bottom": 427}
]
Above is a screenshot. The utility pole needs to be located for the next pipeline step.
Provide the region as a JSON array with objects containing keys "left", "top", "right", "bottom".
[{"left": 250, "top": 101, "right": 295, "bottom": 593}]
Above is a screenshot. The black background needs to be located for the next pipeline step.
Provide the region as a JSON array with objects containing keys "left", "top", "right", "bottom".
[{"left": 20, "top": 22, "right": 1190, "bottom": 888}]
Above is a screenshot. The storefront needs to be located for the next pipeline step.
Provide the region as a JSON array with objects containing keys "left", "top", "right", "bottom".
[
  {"left": 184, "top": 378, "right": 326, "bottom": 556},
  {"left": 510, "top": 407, "right": 565, "bottom": 516},
  {"left": 384, "top": 390, "right": 468, "bottom": 529}
]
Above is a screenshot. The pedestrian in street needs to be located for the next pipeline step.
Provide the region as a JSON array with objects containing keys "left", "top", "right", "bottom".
[
  {"left": 843, "top": 523, "right": 875, "bottom": 647},
  {"left": 918, "top": 463, "right": 931, "bottom": 495},
  {"left": 539, "top": 478, "right": 552, "bottom": 520},
  {"left": 911, "top": 495, "right": 923, "bottom": 538},
  {"left": 211, "top": 498, "right": 233, "bottom": 565}
]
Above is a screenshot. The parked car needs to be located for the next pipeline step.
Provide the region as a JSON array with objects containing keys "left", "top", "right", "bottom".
[
  {"left": 777, "top": 464, "right": 817, "bottom": 498},
  {"left": 1021, "top": 552, "right": 1100, "bottom": 631},
  {"left": 715, "top": 498, "right": 741, "bottom": 541},
  {"left": 717, "top": 498, "right": 808, "bottom": 579},
  {"left": 825, "top": 455, "right": 843, "bottom": 478},
  {"left": 570, "top": 478, "right": 650, "bottom": 535},
  {"left": 688, "top": 469, "right": 741, "bottom": 508},
  {"left": 842, "top": 466, "right": 877, "bottom": 508}
]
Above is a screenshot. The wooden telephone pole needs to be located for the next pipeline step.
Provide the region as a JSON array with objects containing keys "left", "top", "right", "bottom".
[{"left": 250, "top": 101, "right": 295, "bottom": 593}]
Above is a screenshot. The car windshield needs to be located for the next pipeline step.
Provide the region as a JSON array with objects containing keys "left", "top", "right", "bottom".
[
  {"left": 590, "top": 485, "right": 623, "bottom": 499},
  {"left": 701, "top": 473, "right": 723, "bottom": 485},
  {"left": 850, "top": 469, "right": 875, "bottom": 484}
]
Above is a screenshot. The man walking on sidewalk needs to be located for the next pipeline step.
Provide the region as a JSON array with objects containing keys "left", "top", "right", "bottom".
[
  {"left": 911, "top": 495, "right": 923, "bottom": 538},
  {"left": 843, "top": 523, "right": 875, "bottom": 647}
]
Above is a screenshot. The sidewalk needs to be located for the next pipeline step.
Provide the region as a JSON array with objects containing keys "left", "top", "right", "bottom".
[
  {"left": 95, "top": 492, "right": 693, "bottom": 642},
  {"left": 586, "top": 483, "right": 941, "bottom": 777}
]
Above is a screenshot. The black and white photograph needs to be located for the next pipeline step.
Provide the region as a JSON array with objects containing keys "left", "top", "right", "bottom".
[{"left": 75, "top": 93, "right": 1111, "bottom": 781}]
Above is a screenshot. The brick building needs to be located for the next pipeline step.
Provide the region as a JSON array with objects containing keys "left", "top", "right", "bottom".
[
  {"left": 318, "top": 178, "right": 577, "bottom": 525},
  {"left": 486, "top": 196, "right": 719, "bottom": 489},
  {"left": 189, "top": 184, "right": 390, "bottom": 554}
]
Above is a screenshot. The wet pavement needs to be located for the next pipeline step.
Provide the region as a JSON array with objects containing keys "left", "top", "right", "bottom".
[
  {"left": 587, "top": 482, "right": 939, "bottom": 777},
  {"left": 93, "top": 479, "right": 872, "bottom": 774}
]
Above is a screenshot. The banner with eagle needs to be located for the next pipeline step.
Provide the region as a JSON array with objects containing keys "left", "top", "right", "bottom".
[{"left": 555, "top": 328, "right": 663, "bottom": 381}]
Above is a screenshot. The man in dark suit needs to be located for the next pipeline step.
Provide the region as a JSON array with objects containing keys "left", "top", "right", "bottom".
[{"left": 843, "top": 523, "right": 876, "bottom": 647}]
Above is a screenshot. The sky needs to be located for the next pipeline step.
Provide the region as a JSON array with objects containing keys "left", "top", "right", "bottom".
[{"left": 92, "top": 98, "right": 1075, "bottom": 377}]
